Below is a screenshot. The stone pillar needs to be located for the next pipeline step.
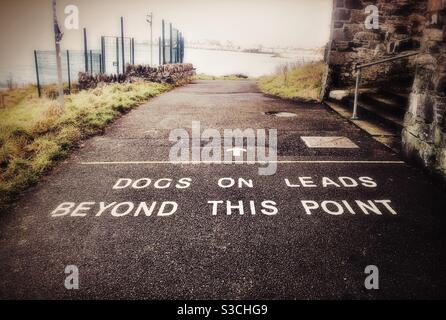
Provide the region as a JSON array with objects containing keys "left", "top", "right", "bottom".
[{"left": 402, "top": 0, "right": 446, "bottom": 178}]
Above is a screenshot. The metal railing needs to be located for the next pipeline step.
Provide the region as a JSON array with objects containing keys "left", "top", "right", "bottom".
[{"left": 351, "top": 51, "right": 420, "bottom": 120}]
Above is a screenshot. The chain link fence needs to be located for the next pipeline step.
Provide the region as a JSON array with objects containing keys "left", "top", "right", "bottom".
[
  {"left": 134, "top": 42, "right": 159, "bottom": 65},
  {"left": 33, "top": 19, "right": 185, "bottom": 97},
  {"left": 100, "top": 36, "right": 133, "bottom": 75},
  {"left": 34, "top": 50, "right": 102, "bottom": 96}
]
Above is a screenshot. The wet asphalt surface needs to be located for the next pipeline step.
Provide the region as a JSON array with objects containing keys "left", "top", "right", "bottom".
[{"left": 0, "top": 80, "right": 445, "bottom": 299}]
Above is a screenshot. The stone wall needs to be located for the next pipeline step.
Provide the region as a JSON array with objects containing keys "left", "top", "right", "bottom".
[
  {"left": 326, "top": 0, "right": 446, "bottom": 178},
  {"left": 78, "top": 63, "right": 195, "bottom": 90},
  {"left": 126, "top": 63, "right": 195, "bottom": 83},
  {"left": 402, "top": 0, "right": 446, "bottom": 178},
  {"left": 328, "top": 0, "right": 426, "bottom": 88}
]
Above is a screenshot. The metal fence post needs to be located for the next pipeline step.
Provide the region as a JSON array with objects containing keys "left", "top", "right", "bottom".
[
  {"left": 169, "top": 23, "right": 173, "bottom": 64},
  {"left": 121, "top": 17, "right": 125, "bottom": 74},
  {"left": 175, "top": 30, "right": 179, "bottom": 63},
  {"left": 101, "top": 36, "right": 106, "bottom": 73},
  {"left": 176, "top": 31, "right": 180, "bottom": 63},
  {"left": 162, "top": 20, "right": 166, "bottom": 65},
  {"left": 90, "top": 50, "right": 93, "bottom": 74},
  {"left": 173, "top": 26, "right": 176, "bottom": 63},
  {"left": 180, "top": 34, "right": 184, "bottom": 63},
  {"left": 116, "top": 37, "right": 120, "bottom": 74},
  {"left": 34, "top": 50, "right": 41, "bottom": 97},
  {"left": 66, "top": 50, "right": 71, "bottom": 94},
  {"left": 84, "top": 28, "right": 88, "bottom": 72}
]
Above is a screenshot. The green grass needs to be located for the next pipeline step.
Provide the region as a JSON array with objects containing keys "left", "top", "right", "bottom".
[
  {"left": 257, "top": 61, "right": 326, "bottom": 102},
  {"left": 195, "top": 73, "right": 252, "bottom": 80},
  {"left": 0, "top": 81, "right": 171, "bottom": 206}
]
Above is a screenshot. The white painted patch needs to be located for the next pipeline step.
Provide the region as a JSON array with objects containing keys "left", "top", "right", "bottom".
[
  {"left": 264, "top": 111, "right": 297, "bottom": 118},
  {"left": 301, "top": 136, "right": 359, "bottom": 149},
  {"left": 273, "top": 112, "right": 297, "bottom": 118}
]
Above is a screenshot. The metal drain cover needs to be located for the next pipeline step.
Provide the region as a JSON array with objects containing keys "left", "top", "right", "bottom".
[{"left": 264, "top": 111, "right": 297, "bottom": 117}]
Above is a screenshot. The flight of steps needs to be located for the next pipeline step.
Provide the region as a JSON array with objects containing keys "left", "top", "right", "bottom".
[
  {"left": 326, "top": 87, "right": 410, "bottom": 153},
  {"left": 353, "top": 89, "right": 409, "bottom": 130}
]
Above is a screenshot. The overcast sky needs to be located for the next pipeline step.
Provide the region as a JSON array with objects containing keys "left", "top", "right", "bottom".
[{"left": 0, "top": 0, "right": 332, "bottom": 71}]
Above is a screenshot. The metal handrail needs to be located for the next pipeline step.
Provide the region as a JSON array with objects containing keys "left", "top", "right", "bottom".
[{"left": 351, "top": 51, "right": 420, "bottom": 120}]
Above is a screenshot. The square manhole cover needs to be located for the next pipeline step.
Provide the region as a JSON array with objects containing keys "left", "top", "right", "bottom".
[{"left": 301, "top": 136, "right": 359, "bottom": 148}]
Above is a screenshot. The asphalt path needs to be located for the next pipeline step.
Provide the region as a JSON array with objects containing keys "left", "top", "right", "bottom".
[{"left": 0, "top": 80, "right": 445, "bottom": 299}]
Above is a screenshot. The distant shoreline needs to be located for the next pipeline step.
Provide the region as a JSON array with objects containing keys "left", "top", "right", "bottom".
[{"left": 185, "top": 46, "right": 322, "bottom": 56}]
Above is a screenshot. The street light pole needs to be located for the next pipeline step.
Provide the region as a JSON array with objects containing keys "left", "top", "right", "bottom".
[{"left": 146, "top": 12, "right": 153, "bottom": 66}]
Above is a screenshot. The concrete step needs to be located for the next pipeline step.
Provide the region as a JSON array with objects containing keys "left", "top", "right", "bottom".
[
  {"left": 325, "top": 100, "right": 402, "bottom": 153},
  {"left": 354, "top": 97, "right": 405, "bottom": 130},
  {"left": 360, "top": 92, "right": 408, "bottom": 115},
  {"left": 379, "top": 88, "right": 410, "bottom": 106},
  {"left": 327, "top": 87, "right": 410, "bottom": 151},
  {"left": 337, "top": 89, "right": 409, "bottom": 130}
]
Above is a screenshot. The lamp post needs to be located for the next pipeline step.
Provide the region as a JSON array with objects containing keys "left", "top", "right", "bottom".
[{"left": 146, "top": 12, "right": 153, "bottom": 65}]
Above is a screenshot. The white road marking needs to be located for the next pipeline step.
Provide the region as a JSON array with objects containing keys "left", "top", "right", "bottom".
[
  {"left": 226, "top": 147, "right": 247, "bottom": 156},
  {"left": 301, "top": 136, "right": 359, "bottom": 148},
  {"left": 79, "top": 160, "right": 405, "bottom": 165}
]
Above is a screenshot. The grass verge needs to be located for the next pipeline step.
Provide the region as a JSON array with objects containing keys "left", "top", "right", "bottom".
[
  {"left": 257, "top": 61, "right": 326, "bottom": 102},
  {"left": 0, "top": 81, "right": 171, "bottom": 207}
]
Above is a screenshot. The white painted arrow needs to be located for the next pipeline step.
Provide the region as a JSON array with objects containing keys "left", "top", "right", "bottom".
[{"left": 226, "top": 147, "right": 247, "bottom": 157}]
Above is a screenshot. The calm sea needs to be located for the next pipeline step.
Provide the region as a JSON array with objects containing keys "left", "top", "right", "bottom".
[{"left": 0, "top": 48, "right": 322, "bottom": 88}]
